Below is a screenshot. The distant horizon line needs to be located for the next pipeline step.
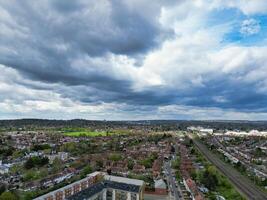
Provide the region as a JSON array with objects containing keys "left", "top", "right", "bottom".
[{"left": 0, "top": 118, "right": 267, "bottom": 122}]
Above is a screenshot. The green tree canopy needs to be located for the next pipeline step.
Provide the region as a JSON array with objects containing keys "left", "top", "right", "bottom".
[
  {"left": 200, "top": 166, "right": 219, "bottom": 190},
  {"left": 80, "top": 165, "right": 92, "bottom": 178},
  {"left": 109, "top": 154, "right": 122, "bottom": 162},
  {"left": 127, "top": 159, "right": 134, "bottom": 170},
  {"left": 24, "top": 156, "right": 49, "bottom": 169},
  {"left": 0, "top": 191, "right": 18, "bottom": 200}
]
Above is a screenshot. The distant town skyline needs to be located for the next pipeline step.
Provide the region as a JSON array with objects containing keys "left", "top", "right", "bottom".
[{"left": 1, "top": 1, "right": 267, "bottom": 120}]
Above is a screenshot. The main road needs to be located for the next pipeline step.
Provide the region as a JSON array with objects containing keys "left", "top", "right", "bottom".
[
  {"left": 164, "top": 161, "right": 182, "bottom": 200},
  {"left": 191, "top": 135, "right": 267, "bottom": 200}
]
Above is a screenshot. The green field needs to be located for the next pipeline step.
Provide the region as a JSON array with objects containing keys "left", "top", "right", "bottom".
[
  {"left": 64, "top": 131, "right": 108, "bottom": 137},
  {"left": 63, "top": 128, "right": 130, "bottom": 137}
]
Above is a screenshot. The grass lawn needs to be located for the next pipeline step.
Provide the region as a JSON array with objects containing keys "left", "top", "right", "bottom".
[
  {"left": 63, "top": 128, "right": 130, "bottom": 137},
  {"left": 64, "top": 131, "right": 108, "bottom": 137}
]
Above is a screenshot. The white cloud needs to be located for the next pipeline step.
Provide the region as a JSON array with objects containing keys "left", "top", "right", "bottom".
[
  {"left": 240, "top": 18, "right": 260, "bottom": 36},
  {"left": 158, "top": 105, "right": 267, "bottom": 120},
  {"left": 213, "top": 96, "right": 228, "bottom": 103},
  {"left": 0, "top": 0, "right": 267, "bottom": 120},
  {"left": 209, "top": 0, "right": 267, "bottom": 15}
]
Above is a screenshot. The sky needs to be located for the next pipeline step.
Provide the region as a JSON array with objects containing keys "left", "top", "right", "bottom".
[{"left": 0, "top": 0, "right": 267, "bottom": 120}]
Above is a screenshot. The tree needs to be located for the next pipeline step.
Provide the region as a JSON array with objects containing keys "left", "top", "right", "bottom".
[
  {"left": 51, "top": 157, "right": 62, "bottom": 173},
  {"left": 61, "top": 142, "right": 76, "bottom": 154},
  {"left": 190, "top": 169, "right": 197, "bottom": 180},
  {"left": 235, "top": 161, "right": 246, "bottom": 173},
  {"left": 175, "top": 170, "right": 181, "bottom": 180},
  {"left": 139, "top": 153, "right": 158, "bottom": 169},
  {"left": 31, "top": 144, "right": 51, "bottom": 151},
  {"left": 127, "top": 159, "right": 134, "bottom": 170},
  {"left": 0, "top": 185, "right": 5, "bottom": 195},
  {"left": 0, "top": 147, "right": 14, "bottom": 159},
  {"left": 43, "top": 148, "right": 51, "bottom": 154},
  {"left": 24, "top": 158, "right": 34, "bottom": 169},
  {"left": 171, "top": 145, "right": 175, "bottom": 153},
  {"left": 80, "top": 165, "right": 92, "bottom": 178},
  {"left": 24, "top": 156, "right": 49, "bottom": 169},
  {"left": 22, "top": 191, "right": 37, "bottom": 200},
  {"left": 190, "top": 148, "right": 195, "bottom": 154},
  {"left": 39, "top": 168, "right": 49, "bottom": 179},
  {"left": 255, "top": 147, "right": 263, "bottom": 157},
  {"left": 23, "top": 170, "right": 38, "bottom": 182},
  {"left": 0, "top": 191, "right": 18, "bottom": 200},
  {"left": 109, "top": 154, "right": 122, "bottom": 162},
  {"left": 200, "top": 166, "right": 218, "bottom": 191},
  {"left": 96, "top": 160, "right": 103, "bottom": 169},
  {"left": 12, "top": 150, "right": 23, "bottom": 159}
]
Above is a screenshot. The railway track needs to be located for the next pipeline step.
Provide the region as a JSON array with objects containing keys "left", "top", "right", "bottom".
[{"left": 192, "top": 138, "right": 267, "bottom": 200}]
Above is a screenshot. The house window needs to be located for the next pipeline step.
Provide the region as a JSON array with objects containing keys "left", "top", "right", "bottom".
[
  {"left": 106, "top": 189, "right": 113, "bottom": 200},
  {"left": 65, "top": 188, "right": 72, "bottom": 197},
  {"left": 44, "top": 196, "right": 53, "bottom": 200},
  {"left": 131, "top": 193, "right": 137, "bottom": 200},
  {"left": 55, "top": 191, "right": 63, "bottom": 200}
]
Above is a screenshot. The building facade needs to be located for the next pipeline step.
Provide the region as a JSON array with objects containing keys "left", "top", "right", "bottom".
[{"left": 34, "top": 172, "right": 145, "bottom": 200}]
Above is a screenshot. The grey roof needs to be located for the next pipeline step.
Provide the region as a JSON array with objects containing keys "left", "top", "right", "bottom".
[
  {"left": 104, "top": 175, "right": 144, "bottom": 186},
  {"left": 154, "top": 179, "right": 166, "bottom": 189},
  {"left": 34, "top": 172, "right": 144, "bottom": 200},
  {"left": 66, "top": 182, "right": 105, "bottom": 200},
  {"left": 66, "top": 180, "right": 141, "bottom": 200},
  {"left": 104, "top": 180, "right": 141, "bottom": 193}
]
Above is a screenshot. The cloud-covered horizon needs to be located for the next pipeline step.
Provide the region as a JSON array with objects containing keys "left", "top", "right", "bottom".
[{"left": 1, "top": 0, "right": 267, "bottom": 120}]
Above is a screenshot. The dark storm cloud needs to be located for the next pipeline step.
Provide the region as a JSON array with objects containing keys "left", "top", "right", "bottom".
[
  {"left": 108, "top": 0, "right": 159, "bottom": 55},
  {"left": 174, "top": 75, "right": 267, "bottom": 112},
  {"left": 0, "top": 0, "right": 267, "bottom": 118},
  {"left": 57, "top": 84, "right": 177, "bottom": 106},
  {"left": 9, "top": 0, "right": 165, "bottom": 56},
  {"left": 0, "top": 0, "right": 177, "bottom": 107},
  {"left": 51, "top": 0, "right": 84, "bottom": 13},
  {"left": 0, "top": 0, "right": 173, "bottom": 94}
]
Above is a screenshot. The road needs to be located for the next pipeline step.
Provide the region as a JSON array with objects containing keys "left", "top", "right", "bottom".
[
  {"left": 191, "top": 136, "right": 267, "bottom": 200},
  {"left": 173, "top": 145, "right": 184, "bottom": 200},
  {"left": 164, "top": 161, "right": 180, "bottom": 200}
]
